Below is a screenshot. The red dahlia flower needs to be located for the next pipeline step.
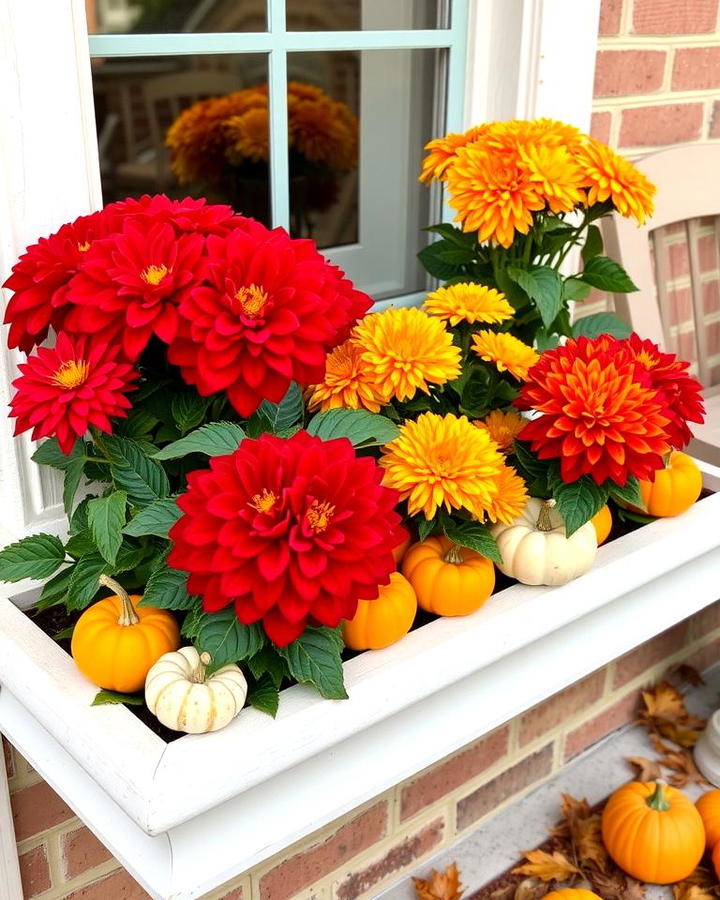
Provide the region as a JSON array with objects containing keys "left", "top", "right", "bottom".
[
  {"left": 516, "top": 336, "right": 671, "bottom": 485},
  {"left": 168, "top": 431, "right": 404, "bottom": 646},
  {"left": 107, "top": 194, "right": 245, "bottom": 236},
  {"left": 64, "top": 220, "right": 205, "bottom": 359},
  {"left": 168, "top": 220, "right": 371, "bottom": 416},
  {"left": 9, "top": 333, "right": 138, "bottom": 454}
]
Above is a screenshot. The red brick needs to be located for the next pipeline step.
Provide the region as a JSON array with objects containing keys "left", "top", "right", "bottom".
[
  {"left": 690, "top": 599, "right": 720, "bottom": 638},
  {"left": 62, "top": 825, "right": 112, "bottom": 879},
  {"left": 258, "top": 802, "right": 387, "bottom": 900},
  {"left": 564, "top": 691, "right": 639, "bottom": 760},
  {"left": 699, "top": 233, "right": 718, "bottom": 272},
  {"left": 455, "top": 745, "right": 553, "bottom": 831},
  {"left": 667, "top": 239, "right": 690, "bottom": 280},
  {"left": 19, "top": 845, "right": 52, "bottom": 897},
  {"left": 65, "top": 869, "right": 149, "bottom": 899},
  {"left": 667, "top": 287, "right": 693, "bottom": 328},
  {"left": 682, "top": 637, "right": 720, "bottom": 675},
  {"left": 710, "top": 101, "right": 720, "bottom": 138},
  {"left": 633, "top": 0, "right": 718, "bottom": 33},
  {"left": 400, "top": 726, "right": 509, "bottom": 821},
  {"left": 594, "top": 50, "right": 665, "bottom": 98},
  {"left": 590, "top": 112, "right": 612, "bottom": 145},
  {"left": 10, "top": 780, "right": 74, "bottom": 841},
  {"left": 334, "top": 818, "right": 444, "bottom": 900},
  {"left": 703, "top": 280, "right": 720, "bottom": 315},
  {"left": 672, "top": 47, "right": 720, "bottom": 91},
  {"left": 619, "top": 103, "right": 704, "bottom": 147},
  {"left": 2, "top": 737, "right": 14, "bottom": 780},
  {"left": 599, "top": 0, "right": 623, "bottom": 35},
  {"left": 519, "top": 670, "right": 605, "bottom": 746},
  {"left": 612, "top": 621, "right": 690, "bottom": 688},
  {"left": 219, "top": 890, "right": 244, "bottom": 900}
]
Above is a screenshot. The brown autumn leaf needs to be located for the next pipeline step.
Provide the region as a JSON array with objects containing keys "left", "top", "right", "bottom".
[
  {"left": 512, "top": 849, "right": 580, "bottom": 882},
  {"left": 640, "top": 681, "right": 706, "bottom": 747},
  {"left": 572, "top": 813, "right": 608, "bottom": 870},
  {"left": 413, "top": 862, "right": 464, "bottom": 900},
  {"left": 654, "top": 742, "right": 709, "bottom": 787},
  {"left": 672, "top": 663, "right": 706, "bottom": 687},
  {"left": 626, "top": 755, "right": 663, "bottom": 782},
  {"left": 623, "top": 878, "right": 648, "bottom": 899},
  {"left": 682, "top": 863, "right": 720, "bottom": 895},
  {"left": 589, "top": 868, "right": 637, "bottom": 900},
  {"left": 513, "top": 879, "right": 550, "bottom": 900},
  {"left": 673, "top": 884, "right": 717, "bottom": 900}
]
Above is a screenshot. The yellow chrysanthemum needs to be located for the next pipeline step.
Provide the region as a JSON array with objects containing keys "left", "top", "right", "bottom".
[
  {"left": 475, "top": 409, "right": 527, "bottom": 452},
  {"left": 352, "top": 307, "right": 461, "bottom": 402},
  {"left": 423, "top": 283, "right": 514, "bottom": 326},
  {"left": 472, "top": 331, "right": 539, "bottom": 380},
  {"left": 380, "top": 412, "right": 505, "bottom": 520},
  {"left": 306, "top": 340, "right": 386, "bottom": 413},
  {"left": 224, "top": 107, "right": 270, "bottom": 164},
  {"left": 419, "top": 125, "right": 488, "bottom": 184},
  {"left": 483, "top": 464, "right": 529, "bottom": 525},
  {"left": 575, "top": 137, "right": 656, "bottom": 224}
]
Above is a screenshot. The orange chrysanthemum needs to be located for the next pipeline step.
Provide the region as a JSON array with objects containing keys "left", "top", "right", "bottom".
[
  {"left": 352, "top": 307, "right": 461, "bottom": 403},
  {"left": 419, "top": 125, "right": 488, "bottom": 184},
  {"left": 379, "top": 412, "right": 505, "bottom": 520},
  {"left": 307, "top": 340, "right": 386, "bottom": 413},
  {"left": 475, "top": 409, "right": 527, "bottom": 451},
  {"left": 224, "top": 107, "right": 270, "bottom": 163},
  {"left": 483, "top": 464, "right": 529, "bottom": 525},
  {"left": 520, "top": 141, "right": 586, "bottom": 214},
  {"left": 423, "top": 283, "right": 514, "bottom": 326},
  {"left": 576, "top": 138, "right": 656, "bottom": 224},
  {"left": 472, "top": 331, "right": 539, "bottom": 380}
]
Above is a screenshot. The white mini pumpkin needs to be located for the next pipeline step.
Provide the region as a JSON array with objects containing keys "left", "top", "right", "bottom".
[
  {"left": 145, "top": 646, "right": 248, "bottom": 734},
  {"left": 489, "top": 498, "right": 597, "bottom": 586}
]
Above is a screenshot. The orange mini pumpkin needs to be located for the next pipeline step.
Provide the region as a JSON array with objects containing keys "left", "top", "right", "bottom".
[
  {"left": 545, "top": 891, "right": 602, "bottom": 900},
  {"left": 392, "top": 534, "right": 411, "bottom": 566},
  {"left": 590, "top": 505, "right": 612, "bottom": 545},
  {"left": 342, "top": 572, "right": 417, "bottom": 650},
  {"left": 401, "top": 536, "right": 494, "bottom": 616},
  {"left": 697, "top": 789, "right": 720, "bottom": 850},
  {"left": 601, "top": 781, "right": 704, "bottom": 884},
  {"left": 71, "top": 575, "right": 180, "bottom": 693},
  {"left": 638, "top": 451, "right": 702, "bottom": 517}
]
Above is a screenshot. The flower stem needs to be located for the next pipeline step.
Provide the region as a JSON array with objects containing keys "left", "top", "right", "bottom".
[{"left": 99, "top": 574, "right": 139, "bottom": 627}]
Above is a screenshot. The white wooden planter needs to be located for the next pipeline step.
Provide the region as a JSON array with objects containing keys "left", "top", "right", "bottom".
[{"left": 1, "top": 458, "right": 720, "bottom": 900}]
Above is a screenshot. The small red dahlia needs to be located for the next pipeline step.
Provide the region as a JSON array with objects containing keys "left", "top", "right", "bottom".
[
  {"left": 168, "top": 220, "right": 371, "bottom": 416},
  {"left": 516, "top": 336, "right": 671, "bottom": 485},
  {"left": 107, "top": 194, "right": 244, "bottom": 236},
  {"left": 9, "top": 333, "right": 138, "bottom": 454},
  {"left": 168, "top": 430, "right": 404, "bottom": 646}
]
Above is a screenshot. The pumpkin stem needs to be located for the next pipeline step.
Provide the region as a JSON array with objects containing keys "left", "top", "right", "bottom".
[
  {"left": 191, "top": 651, "right": 212, "bottom": 683},
  {"left": 662, "top": 451, "right": 673, "bottom": 469},
  {"left": 442, "top": 543, "right": 465, "bottom": 565},
  {"left": 536, "top": 499, "right": 557, "bottom": 533},
  {"left": 646, "top": 781, "right": 671, "bottom": 811},
  {"left": 98, "top": 574, "right": 139, "bottom": 627}
]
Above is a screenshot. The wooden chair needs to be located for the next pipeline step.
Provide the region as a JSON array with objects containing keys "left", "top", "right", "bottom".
[{"left": 601, "top": 143, "right": 720, "bottom": 465}]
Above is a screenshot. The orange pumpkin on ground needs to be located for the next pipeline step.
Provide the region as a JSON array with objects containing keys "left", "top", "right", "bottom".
[
  {"left": 590, "top": 505, "right": 612, "bottom": 545},
  {"left": 401, "top": 536, "right": 495, "bottom": 616},
  {"left": 697, "top": 789, "right": 720, "bottom": 849},
  {"left": 342, "top": 572, "right": 417, "bottom": 650},
  {"left": 545, "top": 891, "right": 602, "bottom": 900},
  {"left": 392, "top": 534, "right": 411, "bottom": 566},
  {"left": 601, "top": 781, "right": 705, "bottom": 884},
  {"left": 637, "top": 451, "right": 702, "bottom": 517},
  {"left": 71, "top": 575, "right": 180, "bottom": 693}
]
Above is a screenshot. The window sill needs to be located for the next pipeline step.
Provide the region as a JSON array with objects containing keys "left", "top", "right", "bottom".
[{"left": 1, "top": 458, "right": 719, "bottom": 899}]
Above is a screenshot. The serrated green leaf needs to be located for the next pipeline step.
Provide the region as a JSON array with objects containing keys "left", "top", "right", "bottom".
[
  {"left": 65, "top": 532, "right": 98, "bottom": 559},
  {"left": 306, "top": 409, "right": 399, "bottom": 447},
  {"left": 91, "top": 689, "right": 144, "bottom": 707},
  {"left": 562, "top": 277, "right": 591, "bottom": 303},
  {"left": 616, "top": 507, "right": 655, "bottom": 525},
  {"left": 36, "top": 565, "right": 74, "bottom": 610},
  {"left": 607, "top": 475, "right": 643, "bottom": 508},
  {"left": 140, "top": 563, "right": 197, "bottom": 610},
  {"left": 153, "top": 422, "right": 246, "bottom": 460},
  {"left": 581, "top": 224, "right": 604, "bottom": 263},
  {"left": 425, "top": 223, "right": 478, "bottom": 249},
  {"left": 63, "top": 456, "right": 87, "bottom": 517},
  {"left": 195, "top": 609, "right": 265, "bottom": 670},
  {"left": 181, "top": 604, "right": 204, "bottom": 640},
  {"left": 507, "top": 265, "right": 564, "bottom": 330},
  {"left": 53, "top": 625, "right": 75, "bottom": 642},
  {"left": 535, "top": 329, "right": 560, "bottom": 352},
  {"left": 417, "top": 240, "right": 467, "bottom": 281},
  {"left": 66, "top": 553, "right": 108, "bottom": 610},
  {"left": 248, "top": 674, "right": 279, "bottom": 718},
  {"left": 171, "top": 392, "right": 208, "bottom": 434},
  {"left": 580, "top": 256, "right": 638, "bottom": 293},
  {"left": 103, "top": 435, "right": 169, "bottom": 506},
  {"left": 117, "top": 407, "right": 159, "bottom": 439},
  {"left": 572, "top": 312, "right": 632, "bottom": 340},
  {"left": 512, "top": 440, "right": 547, "bottom": 480},
  {"left": 70, "top": 497, "right": 92, "bottom": 536},
  {"left": 442, "top": 520, "right": 503, "bottom": 565},
  {"left": 549, "top": 472, "right": 609, "bottom": 536},
  {"left": 113, "top": 542, "right": 147, "bottom": 574},
  {"left": 279, "top": 626, "right": 347, "bottom": 700},
  {"left": 247, "top": 646, "right": 289, "bottom": 689},
  {"left": 32, "top": 437, "right": 83, "bottom": 470},
  {"left": 259, "top": 382, "right": 304, "bottom": 431},
  {"left": 123, "top": 498, "right": 182, "bottom": 538},
  {"left": 417, "top": 516, "right": 437, "bottom": 542},
  {"left": 87, "top": 491, "right": 127, "bottom": 565},
  {"left": 0, "top": 534, "right": 66, "bottom": 583}
]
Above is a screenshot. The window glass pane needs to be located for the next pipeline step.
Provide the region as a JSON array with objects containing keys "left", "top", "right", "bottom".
[
  {"left": 87, "top": 0, "right": 266, "bottom": 34},
  {"left": 92, "top": 54, "right": 271, "bottom": 226},
  {"left": 286, "top": 0, "right": 446, "bottom": 30}
]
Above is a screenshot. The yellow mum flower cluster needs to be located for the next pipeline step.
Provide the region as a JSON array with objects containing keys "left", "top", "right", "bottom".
[
  {"left": 167, "top": 81, "right": 358, "bottom": 185},
  {"left": 420, "top": 119, "right": 656, "bottom": 248}
]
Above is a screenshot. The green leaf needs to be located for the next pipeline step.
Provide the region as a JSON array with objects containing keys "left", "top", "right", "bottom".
[
  {"left": 562, "top": 277, "right": 591, "bottom": 303},
  {"left": 65, "top": 531, "right": 98, "bottom": 559},
  {"left": 153, "top": 422, "right": 246, "bottom": 461},
  {"left": 171, "top": 392, "right": 208, "bottom": 433},
  {"left": 549, "top": 472, "right": 609, "bottom": 536},
  {"left": 535, "top": 329, "right": 560, "bottom": 352},
  {"left": 442, "top": 520, "right": 503, "bottom": 565},
  {"left": 248, "top": 674, "right": 279, "bottom": 718},
  {"left": 113, "top": 542, "right": 147, "bottom": 574},
  {"left": 0, "top": 534, "right": 66, "bottom": 583},
  {"left": 417, "top": 240, "right": 466, "bottom": 281},
  {"left": 123, "top": 498, "right": 182, "bottom": 538},
  {"left": 279, "top": 626, "right": 348, "bottom": 700},
  {"left": 103, "top": 435, "right": 170, "bottom": 506},
  {"left": 580, "top": 256, "right": 638, "bottom": 293},
  {"left": 416, "top": 516, "right": 437, "bottom": 542},
  {"left": 181, "top": 605, "right": 204, "bottom": 641},
  {"left": 36, "top": 565, "right": 73, "bottom": 610},
  {"left": 572, "top": 312, "right": 632, "bottom": 340},
  {"left": 69, "top": 497, "right": 92, "bottom": 535},
  {"left": 507, "top": 265, "right": 564, "bottom": 329},
  {"left": 91, "top": 690, "right": 144, "bottom": 707},
  {"left": 87, "top": 491, "right": 127, "bottom": 565},
  {"left": 495, "top": 268, "right": 530, "bottom": 310},
  {"left": 581, "top": 224, "right": 604, "bottom": 263},
  {"left": 259, "top": 382, "right": 304, "bottom": 431},
  {"left": 247, "top": 646, "right": 289, "bottom": 689},
  {"left": 616, "top": 507, "right": 655, "bottom": 525},
  {"left": 53, "top": 624, "right": 75, "bottom": 642},
  {"left": 306, "top": 409, "right": 399, "bottom": 447},
  {"left": 140, "top": 563, "right": 197, "bottom": 610},
  {"left": 425, "top": 223, "right": 478, "bottom": 249},
  {"left": 32, "top": 437, "right": 83, "bottom": 470},
  {"left": 66, "top": 553, "right": 108, "bottom": 610},
  {"left": 512, "top": 440, "right": 547, "bottom": 480},
  {"left": 117, "top": 408, "right": 159, "bottom": 439},
  {"left": 607, "top": 475, "right": 643, "bottom": 508},
  {"left": 195, "top": 609, "right": 265, "bottom": 670},
  {"left": 63, "top": 456, "right": 87, "bottom": 517}
]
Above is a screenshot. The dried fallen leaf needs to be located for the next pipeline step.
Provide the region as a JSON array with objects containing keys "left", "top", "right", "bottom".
[
  {"left": 512, "top": 849, "right": 580, "bottom": 883},
  {"left": 682, "top": 864, "right": 720, "bottom": 895},
  {"left": 673, "top": 884, "right": 717, "bottom": 900},
  {"left": 623, "top": 878, "right": 648, "bottom": 899},
  {"left": 626, "top": 755, "right": 663, "bottom": 782},
  {"left": 654, "top": 742, "right": 709, "bottom": 787},
  {"left": 572, "top": 813, "right": 608, "bottom": 870},
  {"left": 671, "top": 663, "right": 706, "bottom": 687},
  {"left": 590, "top": 868, "right": 636, "bottom": 900},
  {"left": 513, "top": 878, "right": 550, "bottom": 900},
  {"left": 413, "top": 862, "right": 464, "bottom": 900},
  {"left": 640, "top": 681, "right": 706, "bottom": 747}
]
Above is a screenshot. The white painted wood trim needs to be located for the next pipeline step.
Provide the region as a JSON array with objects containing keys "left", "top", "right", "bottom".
[{"left": 0, "top": 736, "right": 22, "bottom": 900}]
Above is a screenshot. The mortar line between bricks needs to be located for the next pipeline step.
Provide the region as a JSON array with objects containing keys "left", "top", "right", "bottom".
[
  {"left": 598, "top": 34, "right": 720, "bottom": 49},
  {"left": 660, "top": 45, "right": 674, "bottom": 93},
  {"left": 620, "top": 0, "right": 634, "bottom": 36},
  {"left": 593, "top": 88, "right": 720, "bottom": 107},
  {"left": 703, "top": 97, "right": 715, "bottom": 140}
]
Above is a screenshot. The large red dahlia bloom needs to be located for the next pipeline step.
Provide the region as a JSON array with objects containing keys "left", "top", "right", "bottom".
[
  {"left": 168, "top": 220, "right": 372, "bottom": 416},
  {"left": 9, "top": 333, "right": 138, "bottom": 453},
  {"left": 107, "top": 194, "right": 245, "bottom": 236},
  {"left": 168, "top": 431, "right": 404, "bottom": 646},
  {"left": 516, "top": 336, "right": 671, "bottom": 485},
  {"left": 64, "top": 220, "right": 205, "bottom": 359}
]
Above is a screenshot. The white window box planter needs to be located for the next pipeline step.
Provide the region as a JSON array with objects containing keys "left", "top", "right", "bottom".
[{"left": 1, "top": 457, "right": 719, "bottom": 900}]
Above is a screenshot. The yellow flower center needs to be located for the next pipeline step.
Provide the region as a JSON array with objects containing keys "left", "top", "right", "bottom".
[
  {"left": 234, "top": 284, "right": 268, "bottom": 318},
  {"left": 77, "top": 241, "right": 91, "bottom": 252},
  {"left": 306, "top": 499, "right": 335, "bottom": 533},
  {"left": 635, "top": 349, "right": 657, "bottom": 370},
  {"left": 141, "top": 264, "right": 169, "bottom": 286},
  {"left": 248, "top": 488, "right": 277, "bottom": 514},
  {"left": 51, "top": 360, "right": 90, "bottom": 390}
]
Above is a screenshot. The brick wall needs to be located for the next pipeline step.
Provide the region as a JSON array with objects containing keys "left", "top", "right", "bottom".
[{"left": 5, "top": 601, "right": 720, "bottom": 900}]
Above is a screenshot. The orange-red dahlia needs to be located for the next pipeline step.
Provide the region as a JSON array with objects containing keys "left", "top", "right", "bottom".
[
  {"left": 9, "top": 333, "right": 137, "bottom": 454},
  {"left": 168, "top": 431, "right": 403, "bottom": 646},
  {"left": 306, "top": 340, "right": 386, "bottom": 412},
  {"left": 516, "top": 336, "right": 671, "bottom": 485},
  {"left": 576, "top": 138, "right": 656, "bottom": 224}
]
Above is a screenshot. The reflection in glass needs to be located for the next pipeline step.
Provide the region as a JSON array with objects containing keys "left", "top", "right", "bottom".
[
  {"left": 286, "top": 0, "right": 445, "bottom": 30},
  {"left": 87, "top": 0, "right": 266, "bottom": 34}
]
